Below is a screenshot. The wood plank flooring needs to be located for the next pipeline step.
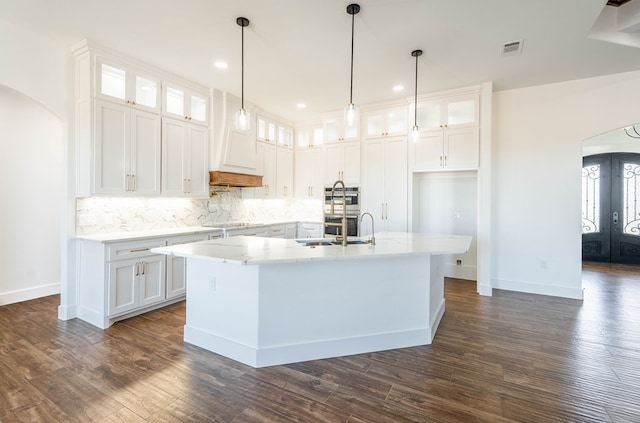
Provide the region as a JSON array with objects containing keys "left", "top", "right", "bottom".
[{"left": 1, "top": 262, "right": 640, "bottom": 422}]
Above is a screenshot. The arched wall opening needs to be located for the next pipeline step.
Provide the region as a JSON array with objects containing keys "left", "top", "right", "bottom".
[{"left": 0, "top": 84, "right": 65, "bottom": 304}]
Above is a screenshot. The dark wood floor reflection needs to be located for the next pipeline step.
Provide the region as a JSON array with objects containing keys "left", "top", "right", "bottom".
[{"left": 1, "top": 262, "right": 639, "bottom": 422}]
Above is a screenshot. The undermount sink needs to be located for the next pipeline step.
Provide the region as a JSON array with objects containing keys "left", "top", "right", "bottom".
[{"left": 295, "top": 239, "right": 368, "bottom": 247}]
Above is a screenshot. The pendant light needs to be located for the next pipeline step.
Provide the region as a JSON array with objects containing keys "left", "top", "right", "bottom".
[
  {"left": 411, "top": 49, "right": 423, "bottom": 142},
  {"left": 344, "top": 3, "right": 361, "bottom": 128},
  {"left": 235, "top": 17, "right": 250, "bottom": 131}
]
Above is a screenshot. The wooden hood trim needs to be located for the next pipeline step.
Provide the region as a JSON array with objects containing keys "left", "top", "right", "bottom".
[{"left": 209, "top": 171, "right": 263, "bottom": 187}]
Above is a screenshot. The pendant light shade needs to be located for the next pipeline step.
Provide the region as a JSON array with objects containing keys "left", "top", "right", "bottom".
[
  {"left": 411, "top": 49, "right": 423, "bottom": 142},
  {"left": 235, "top": 17, "right": 250, "bottom": 131},
  {"left": 344, "top": 3, "right": 361, "bottom": 128}
]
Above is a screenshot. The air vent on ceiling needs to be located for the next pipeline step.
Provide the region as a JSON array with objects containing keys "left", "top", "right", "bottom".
[
  {"left": 502, "top": 39, "right": 524, "bottom": 57},
  {"left": 607, "top": 0, "right": 632, "bottom": 7}
]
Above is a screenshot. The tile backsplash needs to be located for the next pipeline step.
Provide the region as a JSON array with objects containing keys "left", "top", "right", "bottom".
[{"left": 76, "top": 189, "right": 323, "bottom": 235}]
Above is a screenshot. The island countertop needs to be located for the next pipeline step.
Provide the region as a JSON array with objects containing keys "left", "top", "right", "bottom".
[{"left": 151, "top": 232, "right": 472, "bottom": 265}]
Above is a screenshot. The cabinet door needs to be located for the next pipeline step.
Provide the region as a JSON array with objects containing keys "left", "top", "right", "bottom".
[
  {"left": 95, "top": 100, "right": 130, "bottom": 194},
  {"left": 166, "top": 234, "right": 208, "bottom": 299},
  {"left": 138, "top": 255, "right": 166, "bottom": 307},
  {"left": 162, "top": 118, "right": 188, "bottom": 196},
  {"left": 294, "top": 148, "right": 313, "bottom": 197},
  {"left": 445, "top": 126, "right": 479, "bottom": 170},
  {"left": 361, "top": 139, "right": 386, "bottom": 236},
  {"left": 108, "top": 258, "right": 138, "bottom": 316},
  {"left": 188, "top": 124, "right": 209, "bottom": 197},
  {"left": 384, "top": 138, "right": 408, "bottom": 232},
  {"left": 324, "top": 144, "right": 344, "bottom": 184},
  {"left": 257, "top": 142, "right": 276, "bottom": 197},
  {"left": 276, "top": 147, "right": 293, "bottom": 197},
  {"left": 412, "top": 130, "right": 444, "bottom": 171},
  {"left": 342, "top": 142, "right": 360, "bottom": 184},
  {"left": 130, "top": 108, "right": 161, "bottom": 195}
]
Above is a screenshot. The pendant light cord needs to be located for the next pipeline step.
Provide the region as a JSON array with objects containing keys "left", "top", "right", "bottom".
[
  {"left": 241, "top": 23, "right": 245, "bottom": 110},
  {"left": 414, "top": 54, "right": 418, "bottom": 125},
  {"left": 349, "top": 11, "right": 355, "bottom": 104}
]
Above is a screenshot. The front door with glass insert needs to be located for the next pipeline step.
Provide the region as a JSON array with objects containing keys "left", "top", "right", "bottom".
[{"left": 582, "top": 153, "right": 640, "bottom": 264}]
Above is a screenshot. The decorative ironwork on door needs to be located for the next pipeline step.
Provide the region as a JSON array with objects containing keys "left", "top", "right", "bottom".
[
  {"left": 582, "top": 164, "right": 600, "bottom": 234},
  {"left": 623, "top": 162, "right": 640, "bottom": 236}
]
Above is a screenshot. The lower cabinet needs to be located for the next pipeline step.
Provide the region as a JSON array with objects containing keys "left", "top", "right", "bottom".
[
  {"left": 166, "top": 234, "right": 209, "bottom": 299},
  {"left": 77, "top": 232, "right": 212, "bottom": 329},
  {"left": 108, "top": 254, "right": 166, "bottom": 316}
]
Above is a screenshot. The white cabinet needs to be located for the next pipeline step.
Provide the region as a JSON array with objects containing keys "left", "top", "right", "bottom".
[
  {"left": 323, "top": 113, "right": 359, "bottom": 143},
  {"left": 285, "top": 223, "right": 297, "bottom": 239},
  {"left": 325, "top": 141, "right": 360, "bottom": 184},
  {"left": 256, "top": 142, "right": 293, "bottom": 198},
  {"left": 296, "top": 123, "right": 324, "bottom": 148},
  {"left": 362, "top": 106, "right": 407, "bottom": 139},
  {"left": 297, "top": 222, "right": 323, "bottom": 238},
  {"left": 166, "top": 234, "right": 208, "bottom": 299},
  {"left": 256, "top": 142, "right": 277, "bottom": 198},
  {"left": 276, "top": 147, "right": 294, "bottom": 197},
  {"left": 257, "top": 115, "right": 293, "bottom": 147},
  {"left": 77, "top": 231, "right": 220, "bottom": 329},
  {"left": 94, "top": 99, "right": 161, "bottom": 195},
  {"left": 161, "top": 117, "right": 209, "bottom": 197},
  {"left": 412, "top": 127, "right": 479, "bottom": 171},
  {"left": 411, "top": 92, "right": 480, "bottom": 171},
  {"left": 102, "top": 238, "right": 167, "bottom": 317},
  {"left": 225, "top": 226, "right": 270, "bottom": 237},
  {"left": 108, "top": 254, "right": 165, "bottom": 316},
  {"left": 294, "top": 147, "right": 325, "bottom": 198},
  {"left": 163, "top": 82, "right": 208, "bottom": 125},
  {"left": 96, "top": 59, "right": 160, "bottom": 113},
  {"left": 361, "top": 136, "right": 407, "bottom": 234}
]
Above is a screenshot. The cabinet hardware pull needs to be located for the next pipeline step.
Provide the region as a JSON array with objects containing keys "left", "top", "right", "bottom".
[
  {"left": 135, "top": 262, "right": 139, "bottom": 276},
  {"left": 140, "top": 261, "right": 145, "bottom": 275},
  {"left": 132, "top": 174, "right": 136, "bottom": 191},
  {"left": 439, "top": 156, "right": 443, "bottom": 167},
  {"left": 444, "top": 155, "right": 448, "bottom": 166},
  {"left": 126, "top": 174, "right": 130, "bottom": 191},
  {"left": 130, "top": 248, "right": 150, "bottom": 253}
]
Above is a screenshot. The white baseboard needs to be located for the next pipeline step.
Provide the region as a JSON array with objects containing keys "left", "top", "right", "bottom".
[
  {"left": 0, "top": 282, "right": 60, "bottom": 306},
  {"left": 58, "top": 304, "right": 78, "bottom": 320},
  {"left": 492, "top": 278, "right": 584, "bottom": 300},
  {"left": 430, "top": 298, "right": 445, "bottom": 342},
  {"left": 185, "top": 325, "right": 434, "bottom": 368}
]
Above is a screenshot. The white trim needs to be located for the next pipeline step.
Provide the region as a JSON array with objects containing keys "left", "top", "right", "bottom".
[
  {"left": 0, "top": 282, "right": 60, "bottom": 306},
  {"left": 492, "top": 278, "right": 584, "bottom": 300},
  {"left": 444, "top": 263, "right": 477, "bottom": 281},
  {"left": 185, "top": 325, "right": 434, "bottom": 368}
]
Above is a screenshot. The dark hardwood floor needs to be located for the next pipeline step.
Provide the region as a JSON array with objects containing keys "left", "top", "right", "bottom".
[{"left": 1, "top": 262, "right": 639, "bottom": 422}]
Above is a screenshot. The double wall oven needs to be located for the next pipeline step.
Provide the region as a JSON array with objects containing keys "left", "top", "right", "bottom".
[{"left": 323, "top": 186, "right": 360, "bottom": 237}]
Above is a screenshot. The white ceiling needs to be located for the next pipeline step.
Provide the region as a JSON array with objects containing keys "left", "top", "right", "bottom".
[{"left": 2, "top": 0, "right": 640, "bottom": 123}]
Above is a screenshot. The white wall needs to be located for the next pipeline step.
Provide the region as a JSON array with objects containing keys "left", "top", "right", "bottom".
[
  {"left": 0, "top": 86, "right": 63, "bottom": 304},
  {"left": 493, "top": 70, "right": 640, "bottom": 299},
  {"left": 0, "top": 20, "right": 71, "bottom": 307}
]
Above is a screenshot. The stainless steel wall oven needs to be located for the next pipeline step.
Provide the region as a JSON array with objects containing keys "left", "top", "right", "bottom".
[{"left": 323, "top": 186, "right": 360, "bottom": 237}]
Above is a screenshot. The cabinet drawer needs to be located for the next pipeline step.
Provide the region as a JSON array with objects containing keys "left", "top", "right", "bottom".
[
  {"left": 268, "top": 225, "right": 285, "bottom": 238},
  {"left": 107, "top": 239, "right": 166, "bottom": 261}
]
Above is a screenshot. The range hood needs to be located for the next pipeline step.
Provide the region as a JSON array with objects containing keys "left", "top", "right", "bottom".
[{"left": 209, "top": 171, "right": 263, "bottom": 188}]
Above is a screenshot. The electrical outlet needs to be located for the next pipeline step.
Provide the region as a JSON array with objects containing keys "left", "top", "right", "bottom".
[
  {"left": 456, "top": 259, "right": 462, "bottom": 266},
  {"left": 209, "top": 277, "right": 216, "bottom": 291}
]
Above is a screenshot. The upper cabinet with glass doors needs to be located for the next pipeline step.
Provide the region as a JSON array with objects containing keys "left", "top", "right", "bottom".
[
  {"left": 96, "top": 59, "right": 160, "bottom": 113},
  {"left": 362, "top": 105, "right": 408, "bottom": 139},
  {"left": 296, "top": 123, "right": 324, "bottom": 148},
  {"left": 257, "top": 115, "right": 293, "bottom": 147},
  {"left": 162, "top": 82, "right": 209, "bottom": 125},
  {"left": 415, "top": 93, "right": 479, "bottom": 132},
  {"left": 323, "top": 113, "right": 359, "bottom": 143}
]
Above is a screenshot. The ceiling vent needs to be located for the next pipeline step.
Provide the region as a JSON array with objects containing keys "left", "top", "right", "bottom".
[{"left": 502, "top": 39, "right": 524, "bottom": 56}]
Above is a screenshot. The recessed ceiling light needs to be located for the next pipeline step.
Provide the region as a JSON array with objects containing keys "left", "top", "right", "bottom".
[
  {"left": 296, "top": 103, "right": 306, "bottom": 109},
  {"left": 393, "top": 85, "right": 404, "bottom": 92},
  {"left": 214, "top": 61, "right": 228, "bottom": 69}
]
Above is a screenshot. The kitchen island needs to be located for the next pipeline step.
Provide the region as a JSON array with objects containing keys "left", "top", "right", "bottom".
[{"left": 152, "top": 232, "right": 471, "bottom": 368}]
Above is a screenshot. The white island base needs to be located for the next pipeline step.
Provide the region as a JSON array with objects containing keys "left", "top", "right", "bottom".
[{"left": 153, "top": 233, "right": 471, "bottom": 368}]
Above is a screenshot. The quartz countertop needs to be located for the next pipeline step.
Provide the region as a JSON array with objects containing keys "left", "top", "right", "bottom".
[
  {"left": 76, "top": 226, "right": 223, "bottom": 243},
  {"left": 151, "top": 232, "right": 472, "bottom": 265}
]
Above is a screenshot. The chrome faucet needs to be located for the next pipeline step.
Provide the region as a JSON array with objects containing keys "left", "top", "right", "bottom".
[
  {"left": 360, "top": 212, "right": 376, "bottom": 245},
  {"left": 330, "top": 179, "right": 348, "bottom": 246}
]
